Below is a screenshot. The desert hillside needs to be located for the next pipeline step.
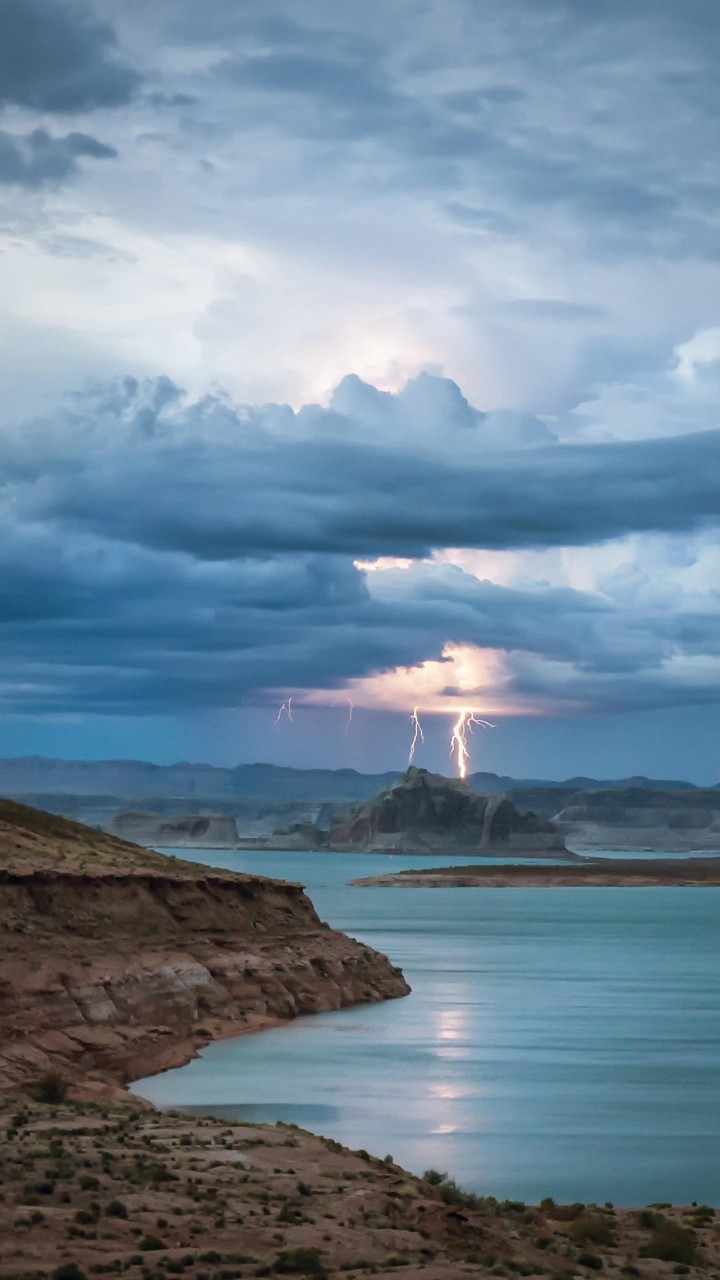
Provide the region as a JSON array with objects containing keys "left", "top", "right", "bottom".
[
  {"left": 0, "top": 799, "right": 409, "bottom": 1100},
  {"left": 0, "top": 1099, "right": 717, "bottom": 1280}
]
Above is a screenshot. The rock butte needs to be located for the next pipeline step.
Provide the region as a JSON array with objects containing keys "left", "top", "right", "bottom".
[
  {"left": 325, "top": 766, "right": 573, "bottom": 855},
  {"left": 105, "top": 767, "right": 576, "bottom": 855}
]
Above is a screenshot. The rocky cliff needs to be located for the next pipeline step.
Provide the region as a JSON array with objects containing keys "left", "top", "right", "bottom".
[
  {"left": 0, "top": 799, "right": 409, "bottom": 1099},
  {"left": 553, "top": 787, "right": 720, "bottom": 850},
  {"left": 109, "top": 810, "right": 241, "bottom": 848},
  {"left": 329, "top": 766, "right": 569, "bottom": 854}
]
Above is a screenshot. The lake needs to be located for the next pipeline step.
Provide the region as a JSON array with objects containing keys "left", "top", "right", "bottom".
[{"left": 133, "top": 849, "right": 720, "bottom": 1206}]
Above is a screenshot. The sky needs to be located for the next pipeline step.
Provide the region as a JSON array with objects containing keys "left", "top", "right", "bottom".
[{"left": 2, "top": 0, "right": 720, "bottom": 780}]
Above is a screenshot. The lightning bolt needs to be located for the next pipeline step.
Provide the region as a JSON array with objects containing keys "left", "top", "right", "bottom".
[
  {"left": 408, "top": 706, "right": 425, "bottom": 763},
  {"left": 275, "top": 697, "right": 293, "bottom": 725},
  {"left": 344, "top": 697, "right": 354, "bottom": 732},
  {"left": 450, "top": 709, "right": 494, "bottom": 779}
]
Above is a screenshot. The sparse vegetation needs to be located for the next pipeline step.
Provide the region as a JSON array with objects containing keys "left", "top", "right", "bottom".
[
  {"left": 34, "top": 1070, "right": 68, "bottom": 1104},
  {"left": 640, "top": 1217, "right": 697, "bottom": 1265},
  {"left": 273, "top": 1246, "right": 327, "bottom": 1276}
]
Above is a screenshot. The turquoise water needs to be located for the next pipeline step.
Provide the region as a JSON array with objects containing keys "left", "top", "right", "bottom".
[{"left": 133, "top": 850, "right": 720, "bottom": 1205}]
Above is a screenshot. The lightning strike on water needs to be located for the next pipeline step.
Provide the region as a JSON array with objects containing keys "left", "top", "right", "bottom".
[
  {"left": 408, "top": 706, "right": 425, "bottom": 763},
  {"left": 274, "top": 697, "right": 293, "bottom": 725},
  {"left": 450, "top": 708, "right": 494, "bottom": 779}
]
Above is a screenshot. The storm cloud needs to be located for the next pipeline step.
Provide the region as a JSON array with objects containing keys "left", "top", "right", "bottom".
[
  {"left": 0, "top": 129, "right": 117, "bottom": 187},
  {"left": 2, "top": 374, "right": 720, "bottom": 721},
  {"left": 6, "top": 375, "right": 720, "bottom": 560},
  {"left": 3, "top": 0, "right": 720, "bottom": 770},
  {"left": 0, "top": 0, "right": 139, "bottom": 112}
]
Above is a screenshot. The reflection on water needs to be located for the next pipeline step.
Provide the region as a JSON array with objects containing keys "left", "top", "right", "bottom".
[{"left": 134, "top": 849, "right": 720, "bottom": 1205}]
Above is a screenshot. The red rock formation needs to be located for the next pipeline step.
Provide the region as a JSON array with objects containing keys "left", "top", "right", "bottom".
[{"left": 0, "top": 799, "right": 409, "bottom": 1098}]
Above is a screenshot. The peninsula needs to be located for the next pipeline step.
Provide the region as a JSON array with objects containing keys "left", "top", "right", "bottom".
[
  {"left": 0, "top": 798, "right": 408, "bottom": 1101},
  {"left": 353, "top": 856, "right": 720, "bottom": 887},
  {"left": 1, "top": 799, "right": 718, "bottom": 1278}
]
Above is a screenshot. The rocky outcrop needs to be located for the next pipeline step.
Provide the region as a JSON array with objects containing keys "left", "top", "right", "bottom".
[
  {"left": 329, "top": 766, "right": 569, "bottom": 854},
  {"left": 553, "top": 787, "right": 720, "bottom": 851},
  {"left": 0, "top": 799, "right": 409, "bottom": 1098},
  {"left": 108, "top": 811, "right": 331, "bottom": 850},
  {"left": 109, "top": 811, "right": 240, "bottom": 847}
]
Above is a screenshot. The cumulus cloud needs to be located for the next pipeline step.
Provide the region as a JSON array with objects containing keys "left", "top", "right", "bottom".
[
  {"left": 7, "top": 373, "right": 720, "bottom": 559},
  {"left": 568, "top": 326, "right": 720, "bottom": 441}
]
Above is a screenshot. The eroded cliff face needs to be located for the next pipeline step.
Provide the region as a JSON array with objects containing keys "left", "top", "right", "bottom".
[
  {"left": 552, "top": 787, "right": 720, "bottom": 850},
  {"left": 329, "top": 767, "right": 568, "bottom": 854},
  {"left": 109, "top": 810, "right": 241, "bottom": 848},
  {"left": 0, "top": 800, "right": 409, "bottom": 1098}
]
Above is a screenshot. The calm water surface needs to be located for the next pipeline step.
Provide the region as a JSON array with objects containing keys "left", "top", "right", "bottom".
[{"left": 133, "top": 849, "right": 720, "bottom": 1205}]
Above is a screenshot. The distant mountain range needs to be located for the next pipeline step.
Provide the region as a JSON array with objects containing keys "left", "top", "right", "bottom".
[{"left": 0, "top": 755, "right": 711, "bottom": 801}]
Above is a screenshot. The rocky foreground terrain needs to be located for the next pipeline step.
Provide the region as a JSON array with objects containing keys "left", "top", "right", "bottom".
[
  {"left": 0, "top": 799, "right": 408, "bottom": 1100},
  {"left": 353, "top": 856, "right": 720, "bottom": 887},
  {"left": 1, "top": 799, "right": 719, "bottom": 1278},
  {"left": 1, "top": 1100, "right": 719, "bottom": 1280}
]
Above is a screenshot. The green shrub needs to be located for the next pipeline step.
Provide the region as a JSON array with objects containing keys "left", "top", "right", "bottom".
[
  {"left": 75, "top": 1209, "right": 98, "bottom": 1225},
  {"left": 106, "top": 1198, "right": 128, "bottom": 1218},
  {"left": 577, "top": 1253, "right": 603, "bottom": 1270},
  {"left": 640, "top": 1218, "right": 696, "bottom": 1266},
  {"left": 569, "top": 1212, "right": 616, "bottom": 1246},
  {"left": 53, "top": 1266, "right": 87, "bottom": 1280},
  {"left": 273, "top": 1247, "right": 327, "bottom": 1276},
  {"left": 34, "top": 1070, "right": 68, "bottom": 1104},
  {"left": 138, "top": 1234, "right": 165, "bottom": 1251}
]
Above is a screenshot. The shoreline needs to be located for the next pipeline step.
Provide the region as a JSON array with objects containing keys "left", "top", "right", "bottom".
[
  {"left": 124, "top": 1012, "right": 291, "bottom": 1105},
  {"left": 353, "top": 854, "right": 720, "bottom": 888},
  {"left": 159, "top": 841, "right": 584, "bottom": 858}
]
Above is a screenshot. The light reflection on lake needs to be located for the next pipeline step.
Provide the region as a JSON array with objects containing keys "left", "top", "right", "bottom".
[{"left": 133, "top": 849, "right": 720, "bottom": 1205}]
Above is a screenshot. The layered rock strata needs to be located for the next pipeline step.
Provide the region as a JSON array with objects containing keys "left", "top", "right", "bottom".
[
  {"left": 0, "top": 799, "right": 409, "bottom": 1098},
  {"left": 329, "top": 766, "right": 570, "bottom": 855}
]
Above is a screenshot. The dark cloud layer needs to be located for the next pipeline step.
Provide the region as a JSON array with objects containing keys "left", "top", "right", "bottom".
[
  {"left": 2, "top": 375, "right": 720, "bottom": 719},
  {"left": 0, "top": 129, "right": 117, "bottom": 187},
  {"left": 7, "top": 377, "right": 719, "bottom": 560},
  {"left": 0, "top": 0, "right": 139, "bottom": 112}
]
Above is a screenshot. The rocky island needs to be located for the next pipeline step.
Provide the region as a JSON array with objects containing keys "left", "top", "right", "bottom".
[
  {"left": 326, "top": 766, "right": 572, "bottom": 856},
  {"left": 0, "top": 798, "right": 408, "bottom": 1101},
  {"left": 353, "top": 856, "right": 720, "bottom": 888}
]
